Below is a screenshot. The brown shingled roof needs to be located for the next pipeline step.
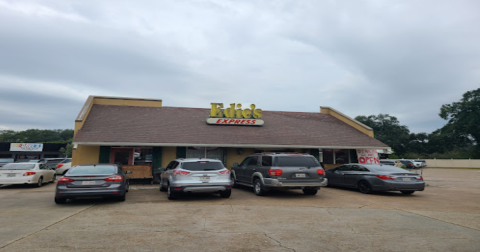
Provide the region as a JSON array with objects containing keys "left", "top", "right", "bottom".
[{"left": 73, "top": 105, "right": 389, "bottom": 149}]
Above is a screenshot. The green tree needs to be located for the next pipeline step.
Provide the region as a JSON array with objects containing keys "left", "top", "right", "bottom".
[
  {"left": 0, "top": 129, "right": 74, "bottom": 143},
  {"left": 355, "top": 114, "right": 411, "bottom": 155},
  {"left": 439, "top": 88, "right": 480, "bottom": 157}
]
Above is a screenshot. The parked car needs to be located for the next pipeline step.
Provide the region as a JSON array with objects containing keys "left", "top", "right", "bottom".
[
  {"left": 55, "top": 158, "right": 72, "bottom": 175},
  {"left": 159, "top": 158, "right": 232, "bottom": 200},
  {"left": 231, "top": 153, "right": 328, "bottom": 196},
  {"left": 0, "top": 163, "right": 56, "bottom": 187},
  {"left": 38, "top": 158, "right": 66, "bottom": 170},
  {"left": 379, "top": 160, "right": 395, "bottom": 166},
  {"left": 28, "top": 159, "right": 40, "bottom": 163},
  {"left": 325, "top": 163, "right": 425, "bottom": 194},
  {"left": 413, "top": 160, "right": 427, "bottom": 168},
  {"left": 54, "top": 164, "right": 131, "bottom": 204},
  {"left": 399, "top": 160, "right": 415, "bottom": 169},
  {"left": 0, "top": 158, "right": 15, "bottom": 167}
]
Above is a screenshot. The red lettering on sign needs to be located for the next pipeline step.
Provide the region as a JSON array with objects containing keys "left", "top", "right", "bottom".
[
  {"left": 228, "top": 119, "right": 235, "bottom": 124},
  {"left": 240, "top": 120, "right": 246, "bottom": 124},
  {"left": 234, "top": 120, "right": 241, "bottom": 124},
  {"left": 216, "top": 119, "right": 222, "bottom": 123}
]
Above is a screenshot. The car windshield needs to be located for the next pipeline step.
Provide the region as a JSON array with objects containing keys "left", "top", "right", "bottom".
[
  {"left": 68, "top": 165, "right": 116, "bottom": 175},
  {"left": 275, "top": 156, "right": 320, "bottom": 167},
  {"left": 0, "top": 158, "right": 14, "bottom": 163},
  {"left": 181, "top": 161, "right": 224, "bottom": 171},
  {"left": 1, "top": 163, "right": 35, "bottom": 170}
]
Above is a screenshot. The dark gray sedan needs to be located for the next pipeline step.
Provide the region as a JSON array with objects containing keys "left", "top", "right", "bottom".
[
  {"left": 55, "top": 164, "right": 131, "bottom": 204},
  {"left": 325, "top": 164, "right": 425, "bottom": 194}
]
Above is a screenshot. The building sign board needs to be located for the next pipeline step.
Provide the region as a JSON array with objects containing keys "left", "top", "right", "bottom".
[
  {"left": 10, "top": 143, "right": 43, "bottom": 152},
  {"left": 356, "top": 149, "right": 380, "bottom": 164},
  {"left": 207, "top": 103, "right": 264, "bottom": 126}
]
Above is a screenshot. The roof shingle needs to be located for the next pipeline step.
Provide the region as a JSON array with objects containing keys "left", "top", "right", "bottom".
[{"left": 74, "top": 105, "right": 389, "bottom": 148}]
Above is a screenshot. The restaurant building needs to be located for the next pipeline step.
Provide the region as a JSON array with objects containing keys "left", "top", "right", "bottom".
[{"left": 72, "top": 96, "right": 390, "bottom": 179}]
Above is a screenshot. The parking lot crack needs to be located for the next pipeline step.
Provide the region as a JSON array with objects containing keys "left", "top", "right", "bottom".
[
  {"left": 264, "top": 233, "right": 296, "bottom": 252},
  {"left": 327, "top": 209, "right": 356, "bottom": 234}
]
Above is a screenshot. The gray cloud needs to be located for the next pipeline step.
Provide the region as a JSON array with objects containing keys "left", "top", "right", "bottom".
[{"left": 0, "top": 0, "right": 479, "bottom": 134}]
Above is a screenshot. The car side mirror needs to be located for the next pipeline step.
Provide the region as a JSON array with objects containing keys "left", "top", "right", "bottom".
[{"left": 126, "top": 171, "right": 133, "bottom": 174}]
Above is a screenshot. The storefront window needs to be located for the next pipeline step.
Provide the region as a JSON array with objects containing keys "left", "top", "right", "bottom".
[
  {"left": 321, "top": 149, "right": 350, "bottom": 164},
  {"left": 335, "top": 149, "right": 349, "bottom": 164},
  {"left": 134, "top": 148, "right": 153, "bottom": 165},
  {"left": 322, "top": 149, "right": 334, "bottom": 164}
]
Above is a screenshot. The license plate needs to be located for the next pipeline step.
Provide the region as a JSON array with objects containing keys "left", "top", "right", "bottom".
[
  {"left": 7, "top": 174, "right": 15, "bottom": 177},
  {"left": 200, "top": 176, "right": 210, "bottom": 181},
  {"left": 296, "top": 173, "right": 306, "bottom": 178},
  {"left": 402, "top": 178, "right": 411, "bottom": 181},
  {"left": 82, "top": 181, "right": 96, "bottom": 185}
]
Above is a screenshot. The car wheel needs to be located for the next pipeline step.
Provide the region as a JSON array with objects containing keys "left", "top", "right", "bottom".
[
  {"left": 36, "top": 177, "right": 43, "bottom": 187},
  {"left": 50, "top": 174, "right": 56, "bottom": 183},
  {"left": 55, "top": 197, "right": 66, "bottom": 204},
  {"left": 401, "top": 190, "right": 415, "bottom": 195},
  {"left": 159, "top": 179, "right": 167, "bottom": 191},
  {"left": 231, "top": 174, "right": 237, "bottom": 188},
  {"left": 358, "top": 180, "right": 372, "bottom": 194},
  {"left": 253, "top": 179, "right": 267, "bottom": 196},
  {"left": 303, "top": 188, "right": 318, "bottom": 195},
  {"left": 117, "top": 193, "right": 126, "bottom": 202},
  {"left": 219, "top": 189, "right": 231, "bottom": 198},
  {"left": 167, "top": 183, "right": 178, "bottom": 200}
]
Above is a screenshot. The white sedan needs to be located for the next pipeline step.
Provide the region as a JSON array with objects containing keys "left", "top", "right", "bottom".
[{"left": 0, "top": 163, "right": 56, "bottom": 187}]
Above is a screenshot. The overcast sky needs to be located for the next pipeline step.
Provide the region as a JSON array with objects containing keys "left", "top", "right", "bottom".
[{"left": 1, "top": 0, "right": 479, "bottom": 134}]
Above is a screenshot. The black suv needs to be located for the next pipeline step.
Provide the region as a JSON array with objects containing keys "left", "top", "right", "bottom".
[{"left": 231, "top": 153, "right": 328, "bottom": 196}]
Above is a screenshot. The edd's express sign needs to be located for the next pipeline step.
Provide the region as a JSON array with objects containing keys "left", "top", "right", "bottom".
[{"left": 206, "top": 103, "right": 264, "bottom": 126}]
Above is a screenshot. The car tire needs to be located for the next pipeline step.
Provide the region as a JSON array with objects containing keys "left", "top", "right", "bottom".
[
  {"left": 36, "top": 177, "right": 43, "bottom": 187},
  {"left": 303, "top": 188, "right": 318, "bottom": 195},
  {"left": 358, "top": 180, "right": 372, "bottom": 194},
  {"left": 159, "top": 180, "right": 167, "bottom": 191},
  {"left": 401, "top": 190, "right": 415, "bottom": 195},
  {"left": 219, "top": 189, "right": 231, "bottom": 198},
  {"left": 117, "top": 193, "right": 126, "bottom": 202},
  {"left": 231, "top": 175, "right": 237, "bottom": 188},
  {"left": 253, "top": 179, "right": 267, "bottom": 196},
  {"left": 55, "top": 197, "right": 66, "bottom": 204},
  {"left": 167, "top": 183, "right": 178, "bottom": 200}
]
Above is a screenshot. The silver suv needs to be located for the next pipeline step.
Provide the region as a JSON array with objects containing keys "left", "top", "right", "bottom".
[
  {"left": 231, "top": 153, "right": 328, "bottom": 196},
  {"left": 159, "top": 158, "right": 232, "bottom": 200}
]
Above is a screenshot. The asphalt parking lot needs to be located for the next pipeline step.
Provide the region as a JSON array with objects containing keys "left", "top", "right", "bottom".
[{"left": 1, "top": 168, "right": 479, "bottom": 252}]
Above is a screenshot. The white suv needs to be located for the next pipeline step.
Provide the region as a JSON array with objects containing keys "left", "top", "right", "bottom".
[{"left": 159, "top": 158, "right": 232, "bottom": 200}]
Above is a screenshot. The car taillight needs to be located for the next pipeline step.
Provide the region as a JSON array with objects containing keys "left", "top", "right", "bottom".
[
  {"left": 104, "top": 176, "right": 123, "bottom": 182},
  {"left": 23, "top": 172, "right": 36, "bottom": 176},
  {"left": 57, "top": 177, "right": 74, "bottom": 183},
  {"left": 317, "top": 169, "right": 325, "bottom": 176},
  {"left": 375, "top": 175, "right": 395, "bottom": 180},
  {"left": 56, "top": 164, "right": 64, "bottom": 169},
  {"left": 173, "top": 170, "right": 190, "bottom": 175},
  {"left": 415, "top": 176, "right": 424, "bottom": 180},
  {"left": 219, "top": 170, "right": 230, "bottom": 175},
  {"left": 268, "top": 169, "right": 283, "bottom": 176}
]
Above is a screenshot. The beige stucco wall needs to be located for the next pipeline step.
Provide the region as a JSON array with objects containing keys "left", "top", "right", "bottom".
[
  {"left": 161, "top": 147, "right": 177, "bottom": 167},
  {"left": 424, "top": 159, "right": 480, "bottom": 168},
  {"left": 72, "top": 145, "right": 100, "bottom": 166}
]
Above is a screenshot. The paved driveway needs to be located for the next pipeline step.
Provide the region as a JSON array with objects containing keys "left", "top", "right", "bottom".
[{"left": 1, "top": 168, "right": 479, "bottom": 252}]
